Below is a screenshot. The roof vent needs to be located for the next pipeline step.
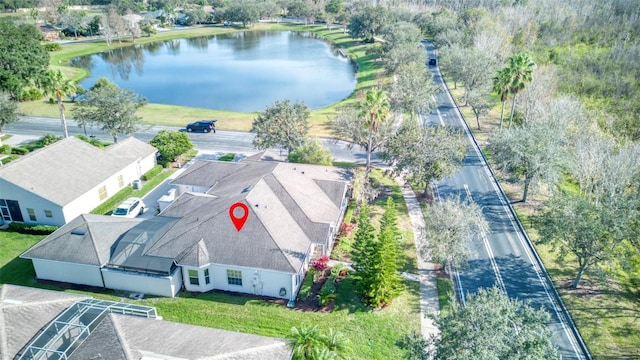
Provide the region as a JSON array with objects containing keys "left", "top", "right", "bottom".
[{"left": 71, "top": 228, "right": 86, "bottom": 236}]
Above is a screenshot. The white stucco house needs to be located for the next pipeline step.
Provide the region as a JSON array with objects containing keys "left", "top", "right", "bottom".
[
  {"left": 0, "top": 137, "right": 157, "bottom": 227},
  {"left": 21, "top": 157, "right": 351, "bottom": 303}
]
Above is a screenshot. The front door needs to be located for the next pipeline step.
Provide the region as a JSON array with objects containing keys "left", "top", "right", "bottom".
[{"left": 6, "top": 200, "right": 24, "bottom": 222}]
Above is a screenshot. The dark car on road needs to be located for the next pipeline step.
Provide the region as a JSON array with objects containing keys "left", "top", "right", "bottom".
[
  {"left": 186, "top": 120, "right": 217, "bottom": 133},
  {"left": 428, "top": 58, "right": 437, "bottom": 66}
]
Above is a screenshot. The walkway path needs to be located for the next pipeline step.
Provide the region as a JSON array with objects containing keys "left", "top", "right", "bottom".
[{"left": 398, "top": 180, "right": 440, "bottom": 340}]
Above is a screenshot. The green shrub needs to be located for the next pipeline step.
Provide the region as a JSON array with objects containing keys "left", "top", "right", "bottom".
[
  {"left": 90, "top": 186, "right": 134, "bottom": 215},
  {"left": 0, "top": 154, "right": 19, "bottom": 165},
  {"left": 158, "top": 159, "right": 171, "bottom": 168},
  {"left": 141, "top": 164, "right": 162, "bottom": 181},
  {"left": 39, "top": 134, "right": 61, "bottom": 146},
  {"left": 19, "top": 88, "right": 43, "bottom": 101},
  {"left": 8, "top": 222, "right": 58, "bottom": 235},
  {"left": 43, "top": 42, "right": 63, "bottom": 51},
  {"left": 217, "top": 153, "right": 235, "bottom": 161},
  {"left": 298, "top": 268, "right": 315, "bottom": 300},
  {"left": 0, "top": 145, "right": 11, "bottom": 155},
  {"left": 11, "top": 147, "right": 29, "bottom": 155}
]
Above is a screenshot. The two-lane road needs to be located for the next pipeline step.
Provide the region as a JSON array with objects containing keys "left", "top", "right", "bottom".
[{"left": 423, "top": 41, "right": 590, "bottom": 359}]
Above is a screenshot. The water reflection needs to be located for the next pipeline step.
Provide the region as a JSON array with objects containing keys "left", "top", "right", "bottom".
[{"left": 71, "top": 31, "right": 356, "bottom": 112}]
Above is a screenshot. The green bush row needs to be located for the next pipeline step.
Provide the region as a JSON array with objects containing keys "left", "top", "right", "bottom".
[
  {"left": 8, "top": 222, "right": 58, "bottom": 235},
  {"left": 298, "top": 268, "right": 316, "bottom": 301},
  {"left": 0, "top": 154, "right": 19, "bottom": 165},
  {"left": 90, "top": 186, "right": 134, "bottom": 215},
  {"left": 218, "top": 153, "right": 235, "bottom": 161},
  {"left": 11, "top": 147, "right": 29, "bottom": 155},
  {"left": 141, "top": 164, "right": 162, "bottom": 180}
]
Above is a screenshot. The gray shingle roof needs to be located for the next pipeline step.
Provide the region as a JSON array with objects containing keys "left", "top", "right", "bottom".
[
  {"left": 152, "top": 160, "right": 350, "bottom": 273},
  {"left": 22, "top": 159, "right": 351, "bottom": 276},
  {"left": 1, "top": 285, "right": 290, "bottom": 360},
  {"left": 0, "top": 137, "right": 156, "bottom": 206},
  {"left": 0, "top": 285, "right": 89, "bottom": 360},
  {"left": 70, "top": 314, "right": 291, "bottom": 360},
  {"left": 20, "top": 214, "right": 143, "bottom": 266}
]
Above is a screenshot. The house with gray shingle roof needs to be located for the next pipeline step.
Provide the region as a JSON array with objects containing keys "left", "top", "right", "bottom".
[
  {"left": 21, "top": 158, "right": 351, "bottom": 303},
  {"left": 1, "top": 284, "right": 291, "bottom": 360},
  {"left": 0, "top": 136, "right": 157, "bottom": 227}
]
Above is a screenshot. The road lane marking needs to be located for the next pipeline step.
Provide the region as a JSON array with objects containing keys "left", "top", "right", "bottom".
[
  {"left": 464, "top": 184, "right": 506, "bottom": 293},
  {"left": 439, "top": 73, "right": 584, "bottom": 358}
]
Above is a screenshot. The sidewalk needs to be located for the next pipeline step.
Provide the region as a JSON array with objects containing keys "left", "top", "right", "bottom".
[{"left": 398, "top": 180, "right": 440, "bottom": 340}]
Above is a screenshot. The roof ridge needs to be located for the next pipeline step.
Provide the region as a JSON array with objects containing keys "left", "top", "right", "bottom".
[
  {"left": 83, "top": 214, "right": 106, "bottom": 265},
  {"left": 109, "top": 313, "right": 136, "bottom": 360},
  {"left": 0, "top": 137, "right": 88, "bottom": 172},
  {"left": 248, "top": 180, "right": 302, "bottom": 273},
  {"left": 203, "top": 342, "right": 288, "bottom": 359}
]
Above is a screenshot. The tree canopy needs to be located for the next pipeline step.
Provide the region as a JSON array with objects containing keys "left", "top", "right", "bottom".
[
  {"left": 382, "top": 120, "right": 467, "bottom": 195},
  {"left": 428, "top": 287, "right": 558, "bottom": 360},
  {"left": 0, "top": 19, "right": 49, "bottom": 99},
  {"left": 0, "top": 92, "right": 20, "bottom": 137},
  {"left": 251, "top": 99, "right": 310, "bottom": 153},
  {"left": 150, "top": 130, "right": 193, "bottom": 162},
  {"left": 287, "top": 137, "right": 333, "bottom": 166},
  {"left": 73, "top": 84, "right": 147, "bottom": 143}
]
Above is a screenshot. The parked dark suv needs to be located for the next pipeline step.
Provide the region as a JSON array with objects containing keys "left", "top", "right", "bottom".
[{"left": 186, "top": 120, "right": 217, "bottom": 133}]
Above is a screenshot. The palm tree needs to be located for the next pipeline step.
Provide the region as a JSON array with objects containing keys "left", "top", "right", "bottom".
[
  {"left": 492, "top": 67, "right": 510, "bottom": 129},
  {"left": 42, "top": 70, "right": 76, "bottom": 138},
  {"left": 356, "top": 88, "right": 390, "bottom": 179},
  {"left": 287, "top": 325, "right": 324, "bottom": 360},
  {"left": 505, "top": 53, "right": 535, "bottom": 128}
]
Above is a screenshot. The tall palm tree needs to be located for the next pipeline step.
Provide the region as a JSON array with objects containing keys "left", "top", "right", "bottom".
[
  {"left": 42, "top": 70, "right": 76, "bottom": 138},
  {"left": 492, "top": 67, "right": 511, "bottom": 129},
  {"left": 506, "top": 53, "right": 535, "bottom": 128},
  {"left": 356, "top": 88, "right": 390, "bottom": 179}
]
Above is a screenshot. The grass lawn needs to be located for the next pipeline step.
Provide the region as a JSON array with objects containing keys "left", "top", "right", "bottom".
[
  {"left": 440, "top": 66, "right": 640, "bottom": 358},
  {"left": 0, "top": 167, "right": 420, "bottom": 358},
  {"left": 20, "top": 23, "right": 385, "bottom": 138}
]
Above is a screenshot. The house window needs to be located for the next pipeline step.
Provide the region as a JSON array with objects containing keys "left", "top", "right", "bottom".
[
  {"left": 118, "top": 174, "right": 124, "bottom": 187},
  {"left": 44, "top": 210, "right": 53, "bottom": 218},
  {"left": 188, "top": 269, "right": 199, "bottom": 285},
  {"left": 204, "top": 269, "right": 210, "bottom": 284},
  {"left": 98, "top": 186, "right": 107, "bottom": 200},
  {"left": 27, "top": 208, "right": 36, "bottom": 221},
  {"left": 227, "top": 270, "right": 242, "bottom": 286}
]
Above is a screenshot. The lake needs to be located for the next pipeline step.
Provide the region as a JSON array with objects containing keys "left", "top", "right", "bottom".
[{"left": 71, "top": 31, "right": 357, "bottom": 112}]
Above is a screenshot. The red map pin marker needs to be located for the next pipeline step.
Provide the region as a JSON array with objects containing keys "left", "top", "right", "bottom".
[{"left": 229, "top": 202, "right": 249, "bottom": 232}]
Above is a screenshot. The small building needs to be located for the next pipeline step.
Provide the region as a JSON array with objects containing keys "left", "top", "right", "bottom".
[
  {"left": 21, "top": 158, "right": 351, "bottom": 302},
  {"left": 0, "top": 137, "right": 157, "bottom": 227},
  {"left": 38, "top": 24, "right": 60, "bottom": 41}
]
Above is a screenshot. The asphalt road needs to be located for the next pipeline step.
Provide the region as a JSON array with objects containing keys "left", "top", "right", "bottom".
[
  {"left": 423, "top": 41, "right": 590, "bottom": 359},
  {"left": 3, "top": 117, "right": 376, "bottom": 165}
]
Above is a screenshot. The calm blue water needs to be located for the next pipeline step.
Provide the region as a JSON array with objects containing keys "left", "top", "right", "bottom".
[{"left": 71, "top": 31, "right": 357, "bottom": 112}]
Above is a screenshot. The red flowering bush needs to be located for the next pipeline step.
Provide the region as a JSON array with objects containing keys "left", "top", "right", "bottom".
[
  {"left": 312, "top": 255, "right": 330, "bottom": 272},
  {"left": 339, "top": 222, "right": 356, "bottom": 237}
]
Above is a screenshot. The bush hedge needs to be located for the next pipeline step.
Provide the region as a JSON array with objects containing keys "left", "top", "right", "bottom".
[
  {"left": 141, "top": 164, "right": 162, "bottom": 181},
  {"left": 0, "top": 145, "right": 11, "bottom": 155},
  {"left": 8, "top": 222, "right": 58, "bottom": 235},
  {"left": 11, "top": 147, "right": 29, "bottom": 155},
  {"left": 90, "top": 186, "right": 134, "bottom": 215},
  {"left": 43, "top": 42, "right": 63, "bottom": 51},
  {"left": 0, "top": 154, "right": 20, "bottom": 165}
]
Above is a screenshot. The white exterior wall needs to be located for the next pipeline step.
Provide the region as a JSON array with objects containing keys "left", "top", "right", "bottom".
[
  {"left": 102, "top": 267, "right": 182, "bottom": 298},
  {"left": 30, "top": 259, "right": 104, "bottom": 287},
  {"left": 63, "top": 159, "right": 155, "bottom": 225},
  {"left": 0, "top": 154, "right": 156, "bottom": 227},
  {"left": 183, "top": 263, "right": 298, "bottom": 300},
  {"left": 0, "top": 179, "right": 64, "bottom": 226}
]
